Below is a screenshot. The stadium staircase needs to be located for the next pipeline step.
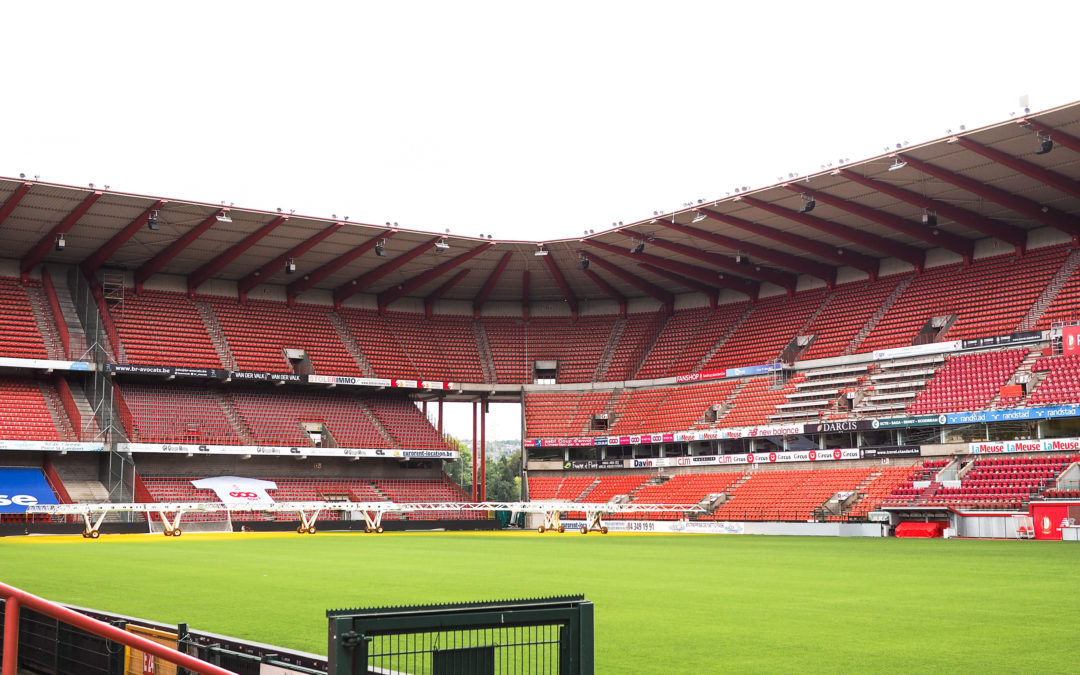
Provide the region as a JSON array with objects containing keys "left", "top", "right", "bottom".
[
  {"left": 590, "top": 317, "right": 626, "bottom": 382},
  {"left": 210, "top": 390, "right": 256, "bottom": 444},
  {"left": 24, "top": 282, "right": 66, "bottom": 360},
  {"left": 1017, "top": 247, "right": 1080, "bottom": 331},
  {"left": 334, "top": 312, "right": 379, "bottom": 376},
  {"left": 50, "top": 274, "right": 90, "bottom": 359},
  {"left": 473, "top": 320, "right": 497, "bottom": 384},
  {"left": 690, "top": 305, "right": 754, "bottom": 374},
  {"left": 626, "top": 313, "right": 671, "bottom": 380},
  {"left": 36, "top": 381, "right": 76, "bottom": 442},
  {"left": 194, "top": 301, "right": 238, "bottom": 370},
  {"left": 606, "top": 312, "right": 666, "bottom": 381}
]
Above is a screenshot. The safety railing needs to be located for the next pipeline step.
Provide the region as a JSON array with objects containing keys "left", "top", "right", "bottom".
[{"left": 0, "top": 582, "right": 236, "bottom": 675}]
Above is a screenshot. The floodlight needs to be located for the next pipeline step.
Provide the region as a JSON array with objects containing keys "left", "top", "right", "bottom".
[
  {"left": 1035, "top": 134, "right": 1053, "bottom": 155},
  {"left": 630, "top": 240, "right": 645, "bottom": 254},
  {"left": 692, "top": 211, "right": 707, "bottom": 223},
  {"left": 285, "top": 258, "right": 297, "bottom": 274},
  {"left": 216, "top": 211, "right": 232, "bottom": 223},
  {"left": 375, "top": 239, "right": 387, "bottom": 257},
  {"left": 798, "top": 195, "right": 815, "bottom": 214},
  {"left": 55, "top": 233, "right": 66, "bottom": 251},
  {"left": 148, "top": 210, "right": 159, "bottom": 231},
  {"left": 887, "top": 159, "right": 907, "bottom": 172}
]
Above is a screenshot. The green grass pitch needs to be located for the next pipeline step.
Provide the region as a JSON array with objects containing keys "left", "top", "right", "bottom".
[{"left": 1, "top": 531, "right": 1077, "bottom": 673}]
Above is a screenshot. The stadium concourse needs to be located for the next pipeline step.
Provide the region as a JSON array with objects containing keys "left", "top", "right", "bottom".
[{"left": 3, "top": 104, "right": 1080, "bottom": 541}]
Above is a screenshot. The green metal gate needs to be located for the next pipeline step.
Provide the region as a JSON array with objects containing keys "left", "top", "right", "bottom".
[{"left": 327, "top": 595, "right": 594, "bottom": 675}]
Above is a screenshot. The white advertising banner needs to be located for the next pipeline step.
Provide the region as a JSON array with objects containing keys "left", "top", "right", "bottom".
[
  {"left": 968, "top": 437, "right": 1080, "bottom": 454},
  {"left": 559, "top": 519, "right": 747, "bottom": 534},
  {"left": 191, "top": 476, "right": 277, "bottom": 506},
  {"left": 625, "top": 448, "right": 859, "bottom": 469},
  {"left": 117, "top": 443, "right": 458, "bottom": 460},
  {"left": 0, "top": 440, "right": 104, "bottom": 452},
  {"left": 871, "top": 340, "right": 961, "bottom": 361}
]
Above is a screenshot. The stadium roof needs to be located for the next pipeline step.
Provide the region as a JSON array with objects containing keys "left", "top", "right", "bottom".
[{"left": 2, "top": 101, "right": 1079, "bottom": 315}]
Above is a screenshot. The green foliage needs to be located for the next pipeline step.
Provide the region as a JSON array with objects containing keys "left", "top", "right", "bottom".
[{"left": 2, "top": 533, "right": 1078, "bottom": 673}]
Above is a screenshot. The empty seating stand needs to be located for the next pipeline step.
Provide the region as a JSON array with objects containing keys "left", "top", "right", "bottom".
[
  {"left": 0, "top": 276, "right": 49, "bottom": 359},
  {"left": 1027, "top": 354, "right": 1080, "bottom": 407},
  {"left": 117, "top": 383, "right": 242, "bottom": 445},
  {"left": 907, "top": 349, "right": 1026, "bottom": 414},
  {"left": 203, "top": 297, "right": 361, "bottom": 375},
  {"left": 0, "top": 377, "right": 64, "bottom": 441},
  {"left": 109, "top": 290, "right": 222, "bottom": 367}
]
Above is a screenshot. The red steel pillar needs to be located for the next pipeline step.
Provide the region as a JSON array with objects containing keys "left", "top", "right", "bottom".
[
  {"left": 437, "top": 400, "right": 443, "bottom": 436},
  {"left": 480, "top": 400, "right": 487, "bottom": 502},
  {"left": 471, "top": 401, "right": 478, "bottom": 502},
  {"left": 3, "top": 596, "right": 19, "bottom": 675}
]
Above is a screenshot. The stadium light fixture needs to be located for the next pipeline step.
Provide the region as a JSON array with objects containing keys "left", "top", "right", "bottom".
[
  {"left": 147, "top": 210, "right": 159, "bottom": 231},
  {"left": 1035, "top": 132, "right": 1053, "bottom": 155},
  {"left": 578, "top": 255, "right": 589, "bottom": 270},
  {"left": 887, "top": 158, "right": 907, "bottom": 171},
  {"left": 375, "top": 239, "right": 387, "bottom": 257},
  {"left": 798, "top": 194, "right": 815, "bottom": 214},
  {"left": 630, "top": 240, "right": 645, "bottom": 254},
  {"left": 922, "top": 209, "right": 938, "bottom": 228},
  {"left": 434, "top": 240, "right": 450, "bottom": 252},
  {"left": 691, "top": 211, "right": 707, "bottom": 223},
  {"left": 534, "top": 245, "right": 549, "bottom": 256},
  {"left": 735, "top": 250, "right": 749, "bottom": 265},
  {"left": 55, "top": 233, "right": 66, "bottom": 251},
  {"left": 216, "top": 210, "right": 232, "bottom": 223},
  {"left": 285, "top": 258, "right": 297, "bottom": 274}
]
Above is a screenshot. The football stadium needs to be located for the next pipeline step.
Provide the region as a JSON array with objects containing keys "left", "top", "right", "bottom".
[{"left": 1, "top": 93, "right": 1080, "bottom": 672}]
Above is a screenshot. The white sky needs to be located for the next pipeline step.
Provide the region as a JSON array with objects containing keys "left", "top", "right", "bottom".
[{"left": 3, "top": 1, "right": 1079, "bottom": 441}]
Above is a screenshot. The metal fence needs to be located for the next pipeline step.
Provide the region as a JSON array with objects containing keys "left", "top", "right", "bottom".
[{"left": 327, "top": 595, "right": 593, "bottom": 675}]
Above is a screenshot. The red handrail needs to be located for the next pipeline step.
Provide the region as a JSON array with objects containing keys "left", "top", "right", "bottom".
[
  {"left": 0, "top": 582, "right": 237, "bottom": 675},
  {"left": 40, "top": 268, "right": 71, "bottom": 359}
]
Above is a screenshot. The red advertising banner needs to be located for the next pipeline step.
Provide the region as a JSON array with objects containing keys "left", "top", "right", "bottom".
[
  {"left": 1031, "top": 503, "right": 1071, "bottom": 540},
  {"left": 1063, "top": 325, "right": 1080, "bottom": 355}
]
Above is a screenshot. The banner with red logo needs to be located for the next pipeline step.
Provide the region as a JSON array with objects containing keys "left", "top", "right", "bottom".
[
  {"left": 1063, "top": 325, "right": 1080, "bottom": 355},
  {"left": 191, "top": 476, "right": 277, "bottom": 505},
  {"left": 1031, "top": 503, "right": 1072, "bottom": 540}
]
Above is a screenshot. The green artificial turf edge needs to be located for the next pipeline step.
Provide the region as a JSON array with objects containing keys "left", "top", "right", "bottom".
[{"left": 1, "top": 532, "right": 1077, "bottom": 674}]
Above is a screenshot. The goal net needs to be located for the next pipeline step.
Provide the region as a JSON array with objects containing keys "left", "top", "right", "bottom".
[{"left": 146, "top": 510, "right": 233, "bottom": 534}]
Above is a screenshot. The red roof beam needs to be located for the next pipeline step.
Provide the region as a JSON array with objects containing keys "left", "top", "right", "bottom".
[
  {"left": 473, "top": 251, "right": 512, "bottom": 318},
  {"left": 739, "top": 195, "right": 925, "bottom": 270},
  {"left": 424, "top": 268, "right": 471, "bottom": 319},
  {"left": 0, "top": 181, "right": 33, "bottom": 228},
  {"left": 133, "top": 208, "right": 225, "bottom": 292},
  {"left": 332, "top": 236, "right": 443, "bottom": 307},
  {"left": 638, "top": 263, "right": 720, "bottom": 308},
  {"left": 838, "top": 169, "right": 1027, "bottom": 253},
  {"left": 583, "top": 239, "right": 760, "bottom": 298},
  {"left": 286, "top": 228, "right": 395, "bottom": 302},
  {"left": 541, "top": 253, "right": 579, "bottom": 320},
  {"left": 237, "top": 222, "right": 347, "bottom": 301},
  {"left": 80, "top": 200, "right": 167, "bottom": 276},
  {"left": 643, "top": 235, "right": 798, "bottom": 291},
  {"left": 1021, "top": 119, "right": 1080, "bottom": 155},
  {"left": 698, "top": 208, "right": 880, "bottom": 278},
  {"left": 897, "top": 154, "right": 1080, "bottom": 239},
  {"left": 583, "top": 254, "right": 674, "bottom": 313},
  {"left": 580, "top": 263, "right": 627, "bottom": 317},
  {"left": 657, "top": 218, "right": 837, "bottom": 286},
  {"left": 21, "top": 189, "right": 103, "bottom": 281},
  {"left": 378, "top": 242, "right": 495, "bottom": 312},
  {"left": 187, "top": 215, "right": 289, "bottom": 296},
  {"left": 784, "top": 185, "right": 975, "bottom": 261},
  {"left": 954, "top": 137, "right": 1080, "bottom": 202}
]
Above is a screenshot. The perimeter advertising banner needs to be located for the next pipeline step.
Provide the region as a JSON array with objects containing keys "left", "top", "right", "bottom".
[
  {"left": 117, "top": 443, "right": 459, "bottom": 460},
  {"left": 0, "top": 468, "right": 59, "bottom": 513},
  {"left": 968, "top": 437, "right": 1080, "bottom": 454}
]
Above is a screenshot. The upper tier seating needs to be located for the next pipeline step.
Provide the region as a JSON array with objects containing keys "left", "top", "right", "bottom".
[
  {"left": 906, "top": 349, "right": 1026, "bottom": 414},
  {"left": 607, "top": 380, "right": 738, "bottom": 435},
  {"left": 342, "top": 310, "right": 484, "bottom": 382},
  {"left": 701, "top": 289, "right": 828, "bottom": 371},
  {"left": 0, "top": 276, "right": 48, "bottom": 359},
  {"left": 798, "top": 276, "right": 901, "bottom": 360},
  {"left": 0, "top": 377, "right": 63, "bottom": 441},
  {"left": 109, "top": 290, "right": 221, "bottom": 367},
  {"left": 524, "top": 390, "right": 612, "bottom": 438},
  {"left": 1036, "top": 265, "right": 1080, "bottom": 330},
  {"left": 634, "top": 305, "right": 745, "bottom": 379},
  {"left": 1027, "top": 354, "right": 1080, "bottom": 407},
  {"left": 605, "top": 312, "right": 666, "bottom": 381},
  {"left": 860, "top": 246, "right": 1068, "bottom": 352},
  {"left": 203, "top": 297, "right": 361, "bottom": 376},
  {"left": 482, "top": 318, "right": 531, "bottom": 383},
  {"left": 117, "top": 383, "right": 241, "bottom": 445}
]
